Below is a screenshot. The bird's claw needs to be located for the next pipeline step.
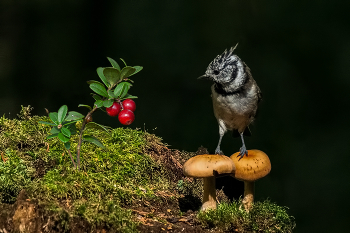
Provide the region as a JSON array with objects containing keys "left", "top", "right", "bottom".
[
  {"left": 237, "top": 146, "right": 248, "bottom": 160},
  {"left": 215, "top": 148, "right": 224, "bottom": 155}
]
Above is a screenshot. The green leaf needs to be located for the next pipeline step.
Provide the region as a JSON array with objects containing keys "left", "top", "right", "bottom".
[
  {"left": 121, "top": 94, "right": 138, "bottom": 100},
  {"left": 113, "top": 83, "right": 124, "bottom": 97},
  {"left": 120, "top": 66, "right": 136, "bottom": 79},
  {"left": 120, "top": 58, "right": 127, "bottom": 66},
  {"left": 83, "top": 135, "right": 105, "bottom": 149},
  {"left": 107, "top": 90, "right": 117, "bottom": 99},
  {"left": 107, "top": 57, "right": 121, "bottom": 71},
  {"left": 65, "top": 111, "right": 84, "bottom": 121},
  {"left": 94, "top": 100, "right": 103, "bottom": 108},
  {"left": 120, "top": 89, "right": 128, "bottom": 98},
  {"left": 38, "top": 121, "right": 56, "bottom": 126},
  {"left": 97, "top": 67, "right": 110, "bottom": 87},
  {"left": 85, "top": 122, "right": 112, "bottom": 134},
  {"left": 87, "top": 80, "right": 105, "bottom": 86},
  {"left": 67, "top": 124, "right": 77, "bottom": 135},
  {"left": 58, "top": 105, "right": 68, "bottom": 123},
  {"left": 58, "top": 133, "right": 69, "bottom": 143},
  {"left": 62, "top": 120, "right": 78, "bottom": 127},
  {"left": 124, "top": 82, "right": 132, "bottom": 90},
  {"left": 64, "top": 142, "right": 71, "bottom": 150},
  {"left": 103, "top": 67, "right": 121, "bottom": 86},
  {"left": 50, "top": 126, "right": 60, "bottom": 134},
  {"left": 130, "top": 66, "right": 143, "bottom": 76},
  {"left": 49, "top": 112, "right": 59, "bottom": 125},
  {"left": 92, "top": 94, "right": 102, "bottom": 101},
  {"left": 61, "top": 127, "right": 71, "bottom": 138},
  {"left": 90, "top": 83, "right": 108, "bottom": 97},
  {"left": 103, "top": 99, "right": 114, "bottom": 108},
  {"left": 78, "top": 104, "right": 92, "bottom": 111},
  {"left": 120, "top": 83, "right": 129, "bottom": 98},
  {"left": 114, "top": 82, "right": 129, "bottom": 97},
  {"left": 47, "top": 133, "right": 58, "bottom": 139}
]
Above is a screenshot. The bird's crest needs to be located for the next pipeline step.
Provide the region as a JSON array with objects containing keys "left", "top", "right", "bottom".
[{"left": 210, "top": 43, "right": 239, "bottom": 71}]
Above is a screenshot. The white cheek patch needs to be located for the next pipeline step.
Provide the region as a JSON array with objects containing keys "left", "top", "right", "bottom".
[
  {"left": 226, "top": 55, "right": 237, "bottom": 63},
  {"left": 236, "top": 61, "right": 244, "bottom": 79}
]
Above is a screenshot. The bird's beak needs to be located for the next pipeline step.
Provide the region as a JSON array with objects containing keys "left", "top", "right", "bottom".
[{"left": 198, "top": 74, "right": 211, "bottom": 80}]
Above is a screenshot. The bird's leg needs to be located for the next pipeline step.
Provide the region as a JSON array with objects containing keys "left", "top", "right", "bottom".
[
  {"left": 215, "top": 123, "right": 225, "bottom": 154},
  {"left": 238, "top": 132, "right": 248, "bottom": 159},
  {"left": 215, "top": 134, "right": 223, "bottom": 154}
]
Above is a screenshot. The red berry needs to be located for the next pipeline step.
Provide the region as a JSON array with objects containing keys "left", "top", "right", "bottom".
[
  {"left": 122, "top": 99, "right": 136, "bottom": 112},
  {"left": 118, "top": 109, "right": 135, "bottom": 125},
  {"left": 106, "top": 102, "right": 121, "bottom": 117}
]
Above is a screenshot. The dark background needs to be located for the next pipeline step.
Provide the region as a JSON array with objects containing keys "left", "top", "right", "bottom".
[{"left": 1, "top": 1, "right": 350, "bottom": 232}]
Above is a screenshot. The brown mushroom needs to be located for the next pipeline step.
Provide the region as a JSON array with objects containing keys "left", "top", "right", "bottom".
[
  {"left": 230, "top": 150, "right": 271, "bottom": 211},
  {"left": 183, "top": 154, "right": 236, "bottom": 211}
]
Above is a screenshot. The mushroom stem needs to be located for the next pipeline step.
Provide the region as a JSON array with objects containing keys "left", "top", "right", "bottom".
[
  {"left": 242, "top": 181, "right": 254, "bottom": 211},
  {"left": 201, "top": 176, "right": 217, "bottom": 211}
]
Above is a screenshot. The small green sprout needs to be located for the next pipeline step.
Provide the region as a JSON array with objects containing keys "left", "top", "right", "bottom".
[{"left": 39, "top": 57, "right": 143, "bottom": 170}]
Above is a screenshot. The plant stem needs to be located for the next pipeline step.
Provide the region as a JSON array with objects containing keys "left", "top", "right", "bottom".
[
  {"left": 76, "top": 106, "right": 98, "bottom": 170},
  {"left": 116, "top": 99, "right": 123, "bottom": 110},
  {"left": 67, "top": 149, "right": 76, "bottom": 169}
]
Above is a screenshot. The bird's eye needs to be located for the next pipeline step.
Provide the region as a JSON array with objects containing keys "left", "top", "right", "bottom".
[{"left": 213, "top": 70, "right": 219, "bottom": 75}]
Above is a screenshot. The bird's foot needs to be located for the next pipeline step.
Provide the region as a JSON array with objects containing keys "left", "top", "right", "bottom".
[
  {"left": 214, "top": 147, "right": 224, "bottom": 155},
  {"left": 237, "top": 146, "right": 248, "bottom": 160}
]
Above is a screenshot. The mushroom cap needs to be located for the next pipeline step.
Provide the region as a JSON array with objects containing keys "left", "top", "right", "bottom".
[
  {"left": 230, "top": 150, "right": 271, "bottom": 182},
  {"left": 183, "top": 154, "right": 236, "bottom": 178}
]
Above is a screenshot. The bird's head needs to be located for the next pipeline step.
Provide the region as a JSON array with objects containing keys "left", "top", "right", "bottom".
[{"left": 198, "top": 45, "right": 246, "bottom": 91}]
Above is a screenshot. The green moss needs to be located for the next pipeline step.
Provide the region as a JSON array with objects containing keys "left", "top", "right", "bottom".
[
  {"left": 0, "top": 149, "right": 34, "bottom": 203},
  {"left": 0, "top": 106, "right": 47, "bottom": 203},
  {"left": 0, "top": 106, "right": 171, "bottom": 232},
  {"left": 0, "top": 106, "right": 296, "bottom": 232},
  {"left": 197, "top": 200, "right": 296, "bottom": 232},
  {"left": 28, "top": 125, "right": 168, "bottom": 231},
  {"left": 31, "top": 127, "right": 160, "bottom": 199},
  {"left": 0, "top": 106, "right": 49, "bottom": 153}
]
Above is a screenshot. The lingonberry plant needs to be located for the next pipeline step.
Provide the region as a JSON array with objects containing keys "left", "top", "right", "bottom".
[{"left": 39, "top": 57, "right": 142, "bottom": 170}]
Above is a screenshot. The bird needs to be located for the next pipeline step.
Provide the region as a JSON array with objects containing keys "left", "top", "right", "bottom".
[{"left": 198, "top": 44, "right": 262, "bottom": 158}]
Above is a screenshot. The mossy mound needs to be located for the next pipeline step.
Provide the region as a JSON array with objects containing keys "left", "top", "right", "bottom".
[
  {"left": 0, "top": 106, "right": 296, "bottom": 232},
  {"left": 197, "top": 200, "right": 295, "bottom": 232}
]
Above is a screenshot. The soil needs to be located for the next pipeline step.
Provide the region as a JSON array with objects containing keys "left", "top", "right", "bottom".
[{"left": 0, "top": 188, "right": 212, "bottom": 233}]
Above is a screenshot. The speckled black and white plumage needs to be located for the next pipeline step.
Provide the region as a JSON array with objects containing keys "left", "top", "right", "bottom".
[{"left": 199, "top": 45, "right": 262, "bottom": 158}]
